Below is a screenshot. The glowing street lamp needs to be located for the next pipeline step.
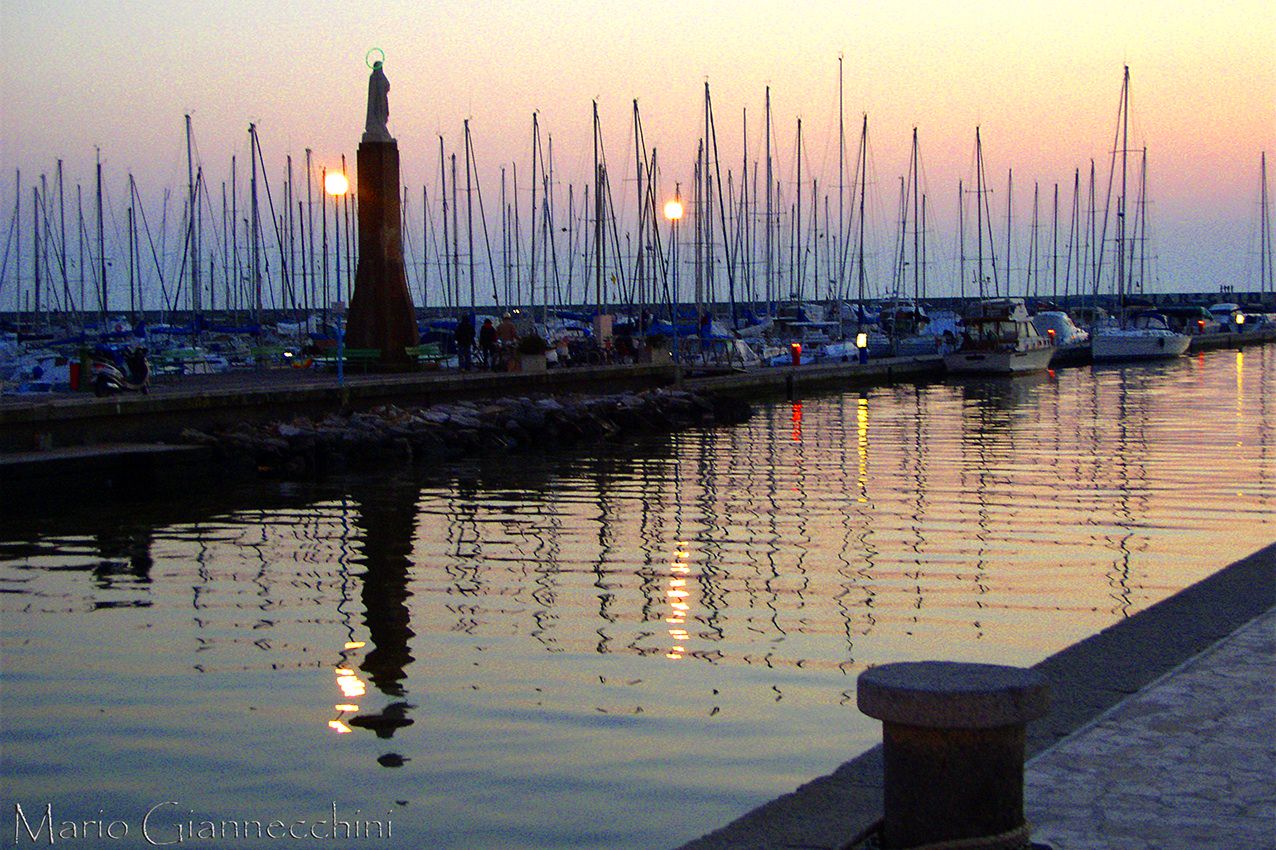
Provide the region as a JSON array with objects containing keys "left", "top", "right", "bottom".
[
  {"left": 327, "top": 172, "right": 350, "bottom": 385},
  {"left": 324, "top": 171, "right": 349, "bottom": 197},
  {"left": 664, "top": 189, "right": 684, "bottom": 365}
]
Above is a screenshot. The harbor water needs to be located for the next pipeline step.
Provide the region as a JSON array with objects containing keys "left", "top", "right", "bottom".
[{"left": 2, "top": 346, "right": 1273, "bottom": 849}]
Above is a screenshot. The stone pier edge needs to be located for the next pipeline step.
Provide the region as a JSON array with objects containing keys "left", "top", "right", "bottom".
[{"left": 675, "top": 540, "right": 1276, "bottom": 850}]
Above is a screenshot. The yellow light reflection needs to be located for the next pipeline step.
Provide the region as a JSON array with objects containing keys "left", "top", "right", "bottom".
[
  {"left": 665, "top": 545, "right": 696, "bottom": 659},
  {"left": 857, "top": 397, "right": 870, "bottom": 502},
  {"left": 336, "top": 666, "right": 367, "bottom": 699},
  {"left": 1236, "top": 350, "right": 1245, "bottom": 445},
  {"left": 329, "top": 643, "right": 369, "bottom": 733}
]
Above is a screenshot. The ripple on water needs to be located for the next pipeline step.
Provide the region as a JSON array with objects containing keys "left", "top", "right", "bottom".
[{"left": 1, "top": 346, "right": 1273, "bottom": 849}]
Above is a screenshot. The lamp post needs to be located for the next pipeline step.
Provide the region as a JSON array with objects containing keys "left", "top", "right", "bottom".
[
  {"left": 664, "top": 189, "right": 684, "bottom": 365},
  {"left": 325, "top": 171, "right": 349, "bottom": 386}
]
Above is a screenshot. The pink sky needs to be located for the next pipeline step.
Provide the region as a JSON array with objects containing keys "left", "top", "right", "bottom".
[{"left": 2, "top": 1, "right": 1272, "bottom": 309}]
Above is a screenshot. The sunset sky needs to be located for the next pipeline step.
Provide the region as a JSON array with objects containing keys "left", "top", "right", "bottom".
[{"left": 1, "top": 0, "right": 1272, "bottom": 310}]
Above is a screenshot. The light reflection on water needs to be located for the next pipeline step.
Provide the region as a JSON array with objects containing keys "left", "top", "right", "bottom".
[{"left": 1, "top": 347, "right": 1273, "bottom": 849}]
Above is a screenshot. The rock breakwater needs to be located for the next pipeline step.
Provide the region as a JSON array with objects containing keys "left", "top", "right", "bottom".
[{"left": 183, "top": 389, "right": 752, "bottom": 477}]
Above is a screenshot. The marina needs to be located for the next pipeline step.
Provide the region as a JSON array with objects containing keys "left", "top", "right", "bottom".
[{"left": 4, "top": 5, "right": 1275, "bottom": 848}]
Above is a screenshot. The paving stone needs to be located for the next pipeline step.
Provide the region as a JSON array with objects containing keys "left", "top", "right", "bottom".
[{"left": 1025, "top": 606, "right": 1276, "bottom": 850}]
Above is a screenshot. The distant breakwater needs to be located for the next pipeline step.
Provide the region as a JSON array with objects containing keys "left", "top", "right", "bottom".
[{"left": 182, "top": 388, "right": 752, "bottom": 477}]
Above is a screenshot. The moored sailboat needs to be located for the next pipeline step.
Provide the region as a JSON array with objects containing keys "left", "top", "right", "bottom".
[
  {"left": 1090, "top": 67, "right": 1189, "bottom": 362},
  {"left": 945, "top": 128, "right": 1054, "bottom": 376}
]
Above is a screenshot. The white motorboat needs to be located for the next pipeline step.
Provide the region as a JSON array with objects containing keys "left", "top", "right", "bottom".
[
  {"left": 944, "top": 299, "right": 1055, "bottom": 375},
  {"left": 1032, "top": 310, "right": 1091, "bottom": 367},
  {"left": 1090, "top": 311, "right": 1191, "bottom": 361}
]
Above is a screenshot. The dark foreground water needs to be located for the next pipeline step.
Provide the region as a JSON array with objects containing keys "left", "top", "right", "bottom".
[{"left": 2, "top": 347, "right": 1273, "bottom": 849}]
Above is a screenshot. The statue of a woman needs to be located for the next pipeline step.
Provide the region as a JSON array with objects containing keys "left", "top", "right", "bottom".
[{"left": 364, "top": 60, "right": 392, "bottom": 142}]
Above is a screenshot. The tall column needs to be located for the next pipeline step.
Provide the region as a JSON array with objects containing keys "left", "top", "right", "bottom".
[{"left": 344, "top": 59, "right": 418, "bottom": 363}]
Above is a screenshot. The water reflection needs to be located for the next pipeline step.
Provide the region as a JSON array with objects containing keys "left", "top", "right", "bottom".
[{"left": 2, "top": 347, "right": 1275, "bottom": 850}]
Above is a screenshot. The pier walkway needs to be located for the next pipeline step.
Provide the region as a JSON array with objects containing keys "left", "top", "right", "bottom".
[
  {"left": 678, "top": 542, "right": 1276, "bottom": 850},
  {"left": 1025, "top": 602, "right": 1275, "bottom": 850},
  {"left": 0, "top": 355, "right": 941, "bottom": 453}
]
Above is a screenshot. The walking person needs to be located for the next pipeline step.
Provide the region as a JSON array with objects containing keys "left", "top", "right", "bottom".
[
  {"left": 478, "top": 318, "right": 497, "bottom": 370},
  {"left": 455, "top": 314, "right": 476, "bottom": 371},
  {"left": 496, "top": 313, "right": 518, "bottom": 371}
]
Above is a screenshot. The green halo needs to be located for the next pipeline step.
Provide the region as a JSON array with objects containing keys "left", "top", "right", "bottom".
[{"left": 365, "top": 47, "right": 386, "bottom": 69}]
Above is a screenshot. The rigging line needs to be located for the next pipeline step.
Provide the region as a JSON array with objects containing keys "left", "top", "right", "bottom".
[
  {"left": 706, "top": 85, "right": 739, "bottom": 328},
  {"left": 0, "top": 204, "right": 18, "bottom": 298},
  {"left": 1095, "top": 69, "right": 1126, "bottom": 300},
  {"left": 597, "top": 132, "right": 631, "bottom": 308},
  {"left": 464, "top": 127, "right": 502, "bottom": 306},
  {"left": 251, "top": 129, "right": 296, "bottom": 313}
]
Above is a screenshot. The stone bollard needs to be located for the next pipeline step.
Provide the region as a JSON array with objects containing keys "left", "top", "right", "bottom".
[{"left": 857, "top": 661, "right": 1049, "bottom": 850}]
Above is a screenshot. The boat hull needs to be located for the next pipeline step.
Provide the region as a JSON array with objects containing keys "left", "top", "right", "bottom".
[
  {"left": 943, "top": 344, "right": 1055, "bottom": 375},
  {"left": 1091, "top": 330, "right": 1190, "bottom": 361},
  {"left": 1049, "top": 342, "right": 1093, "bottom": 368}
]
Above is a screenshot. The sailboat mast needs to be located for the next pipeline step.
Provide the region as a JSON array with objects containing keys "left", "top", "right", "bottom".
[
  {"left": 765, "top": 87, "right": 773, "bottom": 311},
  {"left": 911, "top": 127, "right": 920, "bottom": 305},
  {"left": 796, "top": 118, "right": 803, "bottom": 300},
  {"left": 1028, "top": 181, "right": 1039, "bottom": 299},
  {"left": 1052, "top": 182, "right": 1059, "bottom": 302},
  {"left": 635, "top": 98, "right": 648, "bottom": 311},
  {"left": 96, "top": 148, "right": 106, "bottom": 321},
  {"left": 128, "top": 177, "right": 136, "bottom": 318},
  {"left": 856, "top": 115, "right": 868, "bottom": 314},
  {"left": 1263, "top": 151, "right": 1272, "bottom": 295},
  {"left": 186, "top": 114, "right": 199, "bottom": 316},
  {"left": 976, "top": 129, "right": 985, "bottom": 300},
  {"left": 306, "top": 148, "right": 315, "bottom": 317},
  {"left": 499, "top": 170, "right": 506, "bottom": 307},
  {"left": 1137, "top": 146, "right": 1148, "bottom": 295},
  {"left": 1066, "top": 169, "right": 1080, "bottom": 303},
  {"left": 465, "top": 119, "right": 476, "bottom": 311},
  {"left": 1117, "top": 65, "right": 1129, "bottom": 312},
  {"left": 286, "top": 154, "right": 296, "bottom": 316},
  {"left": 77, "top": 185, "right": 85, "bottom": 322},
  {"left": 594, "top": 100, "right": 603, "bottom": 316},
  {"left": 451, "top": 152, "right": 460, "bottom": 310},
  {"left": 838, "top": 55, "right": 846, "bottom": 295},
  {"left": 32, "top": 185, "right": 41, "bottom": 327},
  {"left": 958, "top": 179, "right": 965, "bottom": 302},
  {"left": 1004, "top": 168, "right": 1012, "bottom": 299},
  {"left": 529, "top": 115, "right": 538, "bottom": 313},
  {"left": 57, "top": 160, "right": 69, "bottom": 319},
  {"left": 439, "top": 137, "right": 451, "bottom": 309},
  {"left": 11, "top": 170, "right": 18, "bottom": 318}
]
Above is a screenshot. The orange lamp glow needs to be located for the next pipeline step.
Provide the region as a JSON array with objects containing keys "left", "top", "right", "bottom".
[{"left": 325, "top": 172, "right": 349, "bottom": 196}]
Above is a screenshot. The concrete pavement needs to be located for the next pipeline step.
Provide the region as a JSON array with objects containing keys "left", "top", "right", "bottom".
[{"left": 1025, "top": 605, "right": 1276, "bottom": 850}]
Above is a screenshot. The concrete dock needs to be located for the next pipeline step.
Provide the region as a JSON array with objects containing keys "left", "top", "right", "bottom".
[
  {"left": 0, "top": 355, "right": 942, "bottom": 454},
  {"left": 677, "top": 541, "right": 1276, "bottom": 850}
]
